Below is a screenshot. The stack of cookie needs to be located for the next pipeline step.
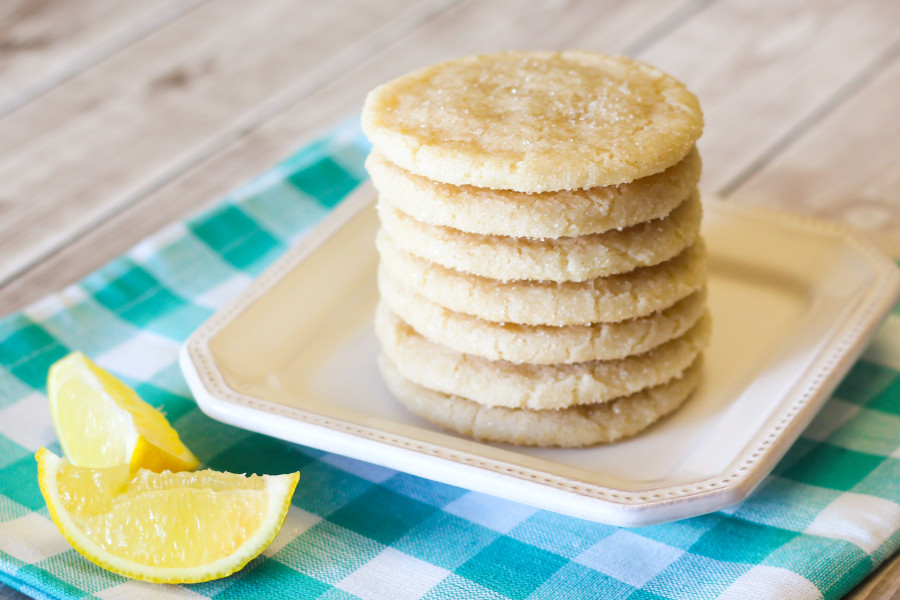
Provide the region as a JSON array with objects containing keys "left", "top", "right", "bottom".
[{"left": 362, "top": 51, "right": 709, "bottom": 447}]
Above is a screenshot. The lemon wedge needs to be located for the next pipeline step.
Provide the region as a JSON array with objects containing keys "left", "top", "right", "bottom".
[
  {"left": 48, "top": 352, "right": 198, "bottom": 472},
  {"left": 36, "top": 448, "right": 299, "bottom": 583}
]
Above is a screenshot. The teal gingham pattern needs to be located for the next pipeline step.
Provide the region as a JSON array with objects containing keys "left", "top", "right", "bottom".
[{"left": 1, "top": 119, "right": 900, "bottom": 600}]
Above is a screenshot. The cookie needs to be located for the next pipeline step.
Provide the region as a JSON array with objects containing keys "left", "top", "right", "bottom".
[
  {"left": 367, "top": 147, "right": 700, "bottom": 238},
  {"left": 379, "top": 266, "right": 707, "bottom": 364},
  {"left": 374, "top": 303, "right": 711, "bottom": 410},
  {"left": 362, "top": 51, "right": 703, "bottom": 192},
  {"left": 376, "top": 230, "right": 707, "bottom": 326},
  {"left": 379, "top": 354, "right": 702, "bottom": 447},
  {"left": 378, "top": 191, "right": 702, "bottom": 282}
]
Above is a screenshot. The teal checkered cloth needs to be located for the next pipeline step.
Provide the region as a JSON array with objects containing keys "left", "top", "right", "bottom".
[{"left": 2, "top": 119, "right": 900, "bottom": 600}]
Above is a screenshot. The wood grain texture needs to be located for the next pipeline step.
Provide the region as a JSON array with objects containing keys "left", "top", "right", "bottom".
[
  {"left": 0, "top": 0, "right": 451, "bottom": 289},
  {"left": 635, "top": 0, "right": 900, "bottom": 195},
  {"left": 0, "top": 0, "right": 206, "bottom": 116},
  {"left": 732, "top": 51, "right": 900, "bottom": 256},
  {"left": 0, "top": 0, "right": 700, "bottom": 314},
  {"left": 848, "top": 549, "right": 900, "bottom": 600},
  {"left": 2, "top": 1, "right": 900, "bottom": 598}
]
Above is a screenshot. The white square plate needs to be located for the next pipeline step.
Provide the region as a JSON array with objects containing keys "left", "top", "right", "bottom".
[{"left": 181, "top": 186, "right": 900, "bottom": 526}]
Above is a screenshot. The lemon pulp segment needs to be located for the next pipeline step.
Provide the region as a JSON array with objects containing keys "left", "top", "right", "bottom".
[
  {"left": 37, "top": 448, "right": 299, "bottom": 583},
  {"left": 48, "top": 352, "right": 198, "bottom": 472}
]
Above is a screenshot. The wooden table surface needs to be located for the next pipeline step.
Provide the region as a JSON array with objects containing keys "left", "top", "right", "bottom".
[{"left": 1, "top": 1, "right": 898, "bottom": 598}]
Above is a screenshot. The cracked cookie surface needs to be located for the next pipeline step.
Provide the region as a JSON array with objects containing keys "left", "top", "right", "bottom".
[
  {"left": 379, "top": 354, "right": 702, "bottom": 447},
  {"left": 367, "top": 148, "right": 700, "bottom": 238},
  {"left": 362, "top": 51, "right": 703, "bottom": 192},
  {"left": 378, "top": 191, "right": 702, "bottom": 282},
  {"left": 377, "top": 231, "right": 707, "bottom": 326},
  {"left": 375, "top": 303, "right": 711, "bottom": 410},
  {"left": 380, "top": 267, "right": 707, "bottom": 364}
]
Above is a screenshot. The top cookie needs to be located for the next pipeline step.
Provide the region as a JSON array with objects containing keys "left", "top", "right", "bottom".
[{"left": 362, "top": 51, "right": 703, "bottom": 192}]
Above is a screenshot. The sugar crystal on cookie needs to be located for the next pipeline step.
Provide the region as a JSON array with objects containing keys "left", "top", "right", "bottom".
[{"left": 363, "top": 51, "right": 709, "bottom": 447}]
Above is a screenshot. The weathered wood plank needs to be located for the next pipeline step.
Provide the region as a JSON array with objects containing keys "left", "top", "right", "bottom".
[
  {"left": 730, "top": 52, "right": 900, "bottom": 256},
  {"left": 2, "top": 2, "right": 900, "bottom": 598},
  {"left": 0, "top": 0, "right": 701, "bottom": 314},
  {"left": 0, "top": 0, "right": 452, "bottom": 289},
  {"left": 635, "top": 0, "right": 900, "bottom": 196},
  {"left": 0, "top": 0, "right": 206, "bottom": 116},
  {"left": 849, "top": 549, "right": 900, "bottom": 600}
]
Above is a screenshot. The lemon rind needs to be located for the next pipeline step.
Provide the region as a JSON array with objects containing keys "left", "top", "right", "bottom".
[{"left": 36, "top": 448, "right": 298, "bottom": 584}]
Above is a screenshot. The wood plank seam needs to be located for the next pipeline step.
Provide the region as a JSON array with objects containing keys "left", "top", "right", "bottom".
[
  {"left": 0, "top": 0, "right": 211, "bottom": 119},
  {"left": 0, "top": 0, "right": 705, "bottom": 315},
  {"left": 719, "top": 38, "right": 900, "bottom": 198},
  {"left": 622, "top": 0, "right": 715, "bottom": 55},
  {"left": 0, "top": 0, "right": 460, "bottom": 291}
]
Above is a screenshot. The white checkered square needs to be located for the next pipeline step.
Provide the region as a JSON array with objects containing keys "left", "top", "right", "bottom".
[
  {"left": 23, "top": 286, "right": 89, "bottom": 322},
  {"left": 0, "top": 392, "right": 55, "bottom": 451},
  {"left": 96, "top": 581, "right": 208, "bottom": 599},
  {"left": 95, "top": 331, "right": 180, "bottom": 381},
  {"left": 805, "top": 493, "right": 900, "bottom": 554},
  {"left": 0, "top": 513, "right": 70, "bottom": 563},
  {"left": 128, "top": 223, "right": 188, "bottom": 263},
  {"left": 574, "top": 530, "right": 683, "bottom": 588},
  {"left": 285, "top": 203, "right": 331, "bottom": 244},
  {"left": 443, "top": 492, "right": 538, "bottom": 533},
  {"left": 337, "top": 548, "right": 449, "bottom": 600},
  {"left": 193, "top": 274, "right": 254, "bottom": 310},
  {"left": 263, "top": 506, "right": 321, "bottom": 557},
  {"left": 718, "top": 565, "right": 820, "bottom": 600}
]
